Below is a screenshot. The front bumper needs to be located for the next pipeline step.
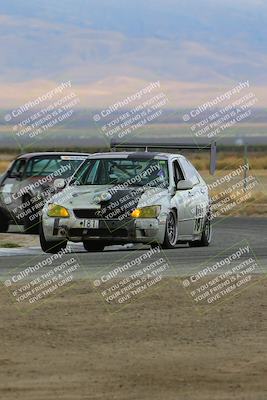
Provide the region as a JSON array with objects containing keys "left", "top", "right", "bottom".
[{"left": 43, "top": 216, "right": 166, "bottom": 244}]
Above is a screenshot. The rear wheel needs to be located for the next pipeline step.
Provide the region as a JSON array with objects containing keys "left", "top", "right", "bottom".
[
  {"left": 39, "top": 222, "right": 67, "bottom": 253},
  {"left": 162, "top": 210, "right": 178, "bottom": 249},
  {"left": 189, "top": 218, "right": 212, "bottom": 247},
  {"left": 83, "top": 241, "right": 105, "bottom": 252},
  {"left": 0, "top": 210, "right": 9, "bottom": 233}
]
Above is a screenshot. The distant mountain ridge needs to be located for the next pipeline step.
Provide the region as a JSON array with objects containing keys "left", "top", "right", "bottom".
[{"left": 0, "top": 0, "right": 266, "bottom": 107}]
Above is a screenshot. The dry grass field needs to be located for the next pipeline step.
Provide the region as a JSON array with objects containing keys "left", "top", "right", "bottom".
[{"left": 1, "top": 152, "right": 267, "bottom": 173}]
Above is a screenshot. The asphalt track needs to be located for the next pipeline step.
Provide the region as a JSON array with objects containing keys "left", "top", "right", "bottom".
[{"left": 0, "top": 217, "right": 266, "bottom": 282}]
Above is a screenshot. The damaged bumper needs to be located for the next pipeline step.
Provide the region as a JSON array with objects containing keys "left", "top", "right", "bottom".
[{"left": 42, "top": 216, "right": 166, "bottom": 244}]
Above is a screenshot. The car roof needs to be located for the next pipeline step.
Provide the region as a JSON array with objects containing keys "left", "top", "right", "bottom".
[
  {"left": 15, "top": 151, "right": 185, "bottom": 161},
  {"left": 88, "top": 151, "right": 183, "bottom": 159},
  {"left": 16, "top": 152, "right": 89, "bottom": 160}
]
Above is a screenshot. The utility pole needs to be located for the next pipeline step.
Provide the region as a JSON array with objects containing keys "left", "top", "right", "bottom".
[{"left": 244, "top": 142, "right": 248, "bottom": 191}]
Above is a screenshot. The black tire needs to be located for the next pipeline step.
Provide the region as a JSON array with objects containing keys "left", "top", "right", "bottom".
[
  {"left": 83, "top": 241, "right": 105, "bottom": 252},
  {"left": 23, "top": 195, "right": 40, "bottom": 234},
  {"left": 150, "top": 241, "right": 161, "bottom": 250},
  {"left": 0, "top": 210, "right": 9, "bottom": 233},
  {"left": 39, "top": 222, "right": 67, "bottom": 254},
  {"left": 189, "top": 218, "right": 212, "bottom": 247},
  {"left": 162, "top": 210, "right": 178, "bottom": 249}
]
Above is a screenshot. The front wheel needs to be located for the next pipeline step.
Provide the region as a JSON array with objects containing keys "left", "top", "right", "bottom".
[
  {"left": 83, "top": 241, "right": 105, "bottom": 252},
  {"left": 162, "top": 210, "right": 178, "bottom": 249},
  {"left": 39, "top": 223, "right": 67, "bottom": 253},
  {"left": 189, "top": 218, "right": 212, "bottom": 247}
]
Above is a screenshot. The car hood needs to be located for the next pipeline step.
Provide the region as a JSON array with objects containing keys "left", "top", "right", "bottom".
[{"left": 48, "top": 184, "right": 169, "bottom": 211}]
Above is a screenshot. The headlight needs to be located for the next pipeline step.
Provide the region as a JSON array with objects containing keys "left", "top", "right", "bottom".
[
  {"left": 131, "top": 205, "right": 161, "bottom": 218},
  {"left": 47, "top": 204, "right": 70, "bottom": 218}
]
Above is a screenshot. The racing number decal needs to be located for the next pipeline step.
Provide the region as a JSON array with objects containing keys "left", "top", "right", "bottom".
[{"left": 194, "top": 205, "right": 205, "bottom": 234}]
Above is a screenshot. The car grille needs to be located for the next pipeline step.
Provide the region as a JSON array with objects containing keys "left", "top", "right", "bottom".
[
  {"left": 73, "top": 207, "right": 134, "bottom": 220},
  {"left": 69, "top": 228, "right": 128, "bottom": 237},
  {"left": 73, "top": 209, "right": 99, "bottom": 218}
]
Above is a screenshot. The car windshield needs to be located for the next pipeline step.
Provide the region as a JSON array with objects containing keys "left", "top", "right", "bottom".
[
  {"left": 72, "top": 158, "right": 169, "bottom": 187},
  {"left": 25, "top": 156, "right": 87, "bottom": 178}
]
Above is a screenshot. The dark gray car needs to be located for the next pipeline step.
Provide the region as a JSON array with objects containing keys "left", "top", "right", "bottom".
[{"left": 0, "top": 152, "right": 88, "bottom": 233}]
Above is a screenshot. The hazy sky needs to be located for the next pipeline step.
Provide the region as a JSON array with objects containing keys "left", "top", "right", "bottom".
[{"left": 0, "top": 0, "right": 266, "bottom": 107}]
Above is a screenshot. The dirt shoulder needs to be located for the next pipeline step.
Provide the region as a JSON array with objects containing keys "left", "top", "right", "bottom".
[
  {"left": 0, "top": 277, "right": 266, "bottom": 400},
  {"left": 0, "top": 232, "right": 39, "bottom": 248}
]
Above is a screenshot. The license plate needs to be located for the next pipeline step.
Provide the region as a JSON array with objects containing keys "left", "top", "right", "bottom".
[{"left": 83, "top": 219, "right": 99, "bottom": 229}]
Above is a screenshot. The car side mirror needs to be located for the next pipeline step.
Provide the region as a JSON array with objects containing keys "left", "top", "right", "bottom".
[
  {"left": 54, "top": 178, "right": 66, "bottom": 190},
  {"left": 177, "top": 179, "right": 194, "bottom": 190},
  {"left": 9, "top": 171, "right": 23, "bottom": 179}
]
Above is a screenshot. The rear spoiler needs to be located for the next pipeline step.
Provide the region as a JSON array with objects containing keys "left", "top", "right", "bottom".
[{"left": 110, "top": 140, "right": 217, "bottom": 175}]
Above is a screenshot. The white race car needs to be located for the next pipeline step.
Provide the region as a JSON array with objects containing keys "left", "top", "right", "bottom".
[{"left": 40, "top": 143, "right": 215, "bottom": 253}]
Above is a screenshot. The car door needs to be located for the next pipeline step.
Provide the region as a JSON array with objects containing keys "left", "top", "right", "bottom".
[
  {"left": 170, "top": 158, "right": 196, "bottom": 236},
  {"left": 179, "top": 157, "right": 208, "bottom": 237},
  {"left": 0, "top": 158, "right": 27, "bottom": 220}
]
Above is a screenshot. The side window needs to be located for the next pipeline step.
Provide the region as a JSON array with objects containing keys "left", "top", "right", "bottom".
[
  {"left": 180, "top": 158, "right": 200, "bottom": 186},
  {"left": 172, "top": 160, "right": 184, "bottom": 185},
  {"left": 26, "top": 158, "right": 60, "bottom": 176},
  {"left": 187, "top": 160, "right": 203, "bottom": 183},
  {"left": 9, "top": 159, "right": 26, "bottom": 178},
  {"left": 82, "top": 160, "right": 100, "bottom": 185}
]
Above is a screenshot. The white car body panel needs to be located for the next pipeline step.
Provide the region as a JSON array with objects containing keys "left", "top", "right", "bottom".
[{"left": 41, "top": 152, "right": 211, "bottom": 247}]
